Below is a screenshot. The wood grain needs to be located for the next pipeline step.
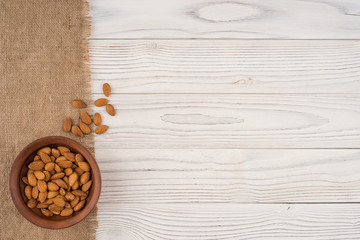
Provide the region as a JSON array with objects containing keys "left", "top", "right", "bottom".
[
  {"left": 90, "top": 0, "right": 360, "bottom": 39},
  {"left": 90, "top": 40, "right": 360, "bottom": 93},
  {"left": 92, "top": 93, "right": 360, "bottom": 148},
  {"left": 96, "top": 149, "right": 360, "bottom": 203},
  {"left": 96, "top": 203, "right": 360, "bottom": 240}
]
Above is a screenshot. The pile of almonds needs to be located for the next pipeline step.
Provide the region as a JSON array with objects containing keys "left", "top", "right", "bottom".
[
  {"left": 23, "top": 146, "right": 92, "bottom": 217},
  {"left": 64, "top": 83, "right": 115, "bottom": 137}
]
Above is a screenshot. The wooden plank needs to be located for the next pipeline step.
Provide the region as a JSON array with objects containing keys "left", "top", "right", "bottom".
[
  {"left": 90, "top": 0, "right": 360, "bottom": 39},
  {"left": 92, "top": 94, "right": 360, "bottom": 148},
  {"left": 96, "top": 203, "right": 360, "bottom": 239},
  {"left": 90, "top": 40, "right": 360, "bottom": 93},
  {"left": 97, "top": 149, "right": 360, "bottom": 203}
]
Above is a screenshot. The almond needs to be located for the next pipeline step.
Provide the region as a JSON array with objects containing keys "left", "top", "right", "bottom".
[
  {"left": 63, "top": 117, "right": 72, "bottom": 132},
  {"left": 43, "top": 171, "right": 51, "bottom": 181},
  {"left": 41, "top": 208, "right": 53, "bottom": 217},
  {"left": 59, "top": 188, "right": 66, "bottom": 196},
  {"left": 48, "top": 182, "right": 59, "bottom": 191},
  {"left": 34, "top": 170, "right": 45, "bottom": 180},
  {"left": 27, "top": 199, "right": 37, "bottom": 209},
  {"left": 93, "top": 112, "right": 102, "bottom": 126},
  {"left": 38, "top": 147, "right": 51, "bottom": 155},
  {"left": 50, "top": 156, "right": 55, "bottom": 162},
  {"left": 103, "top": 83, "right": 111, "bottom": 97},
  {"left": 39, "top": 152, "right": 51, "bottom": 164},
  {"left": 79, "top": 122, "right": 91, "bottom": 135},
  {"left": 57, "top": 160, "right": 73, "bottom": 168},
  {"left": 49, "top": 204, "right": 63, "bottom": 212},
  {"left": 72, "top": 180, "right": 80, "bottom": 190},
  {"left": 78, "top": 162, "right": 90, "bottom": 172},
  {"left": 31, "top": 186, "right": 39, "bottom": 199},
  {"left": 81, "top": 180, "right": 92, "bottom": 192},
  {"left": 70, "top": 196, "right": 80, "bottom": 208},
  {"left": 95, "top": 125, "right": 108, "bottom": 135},
  {"left": 74, "top": 200, "right": 85, "bottom": 212},
  {"left": 94, "top": 98, "right": 108, "bottom": 107},
  {"left": 47, "top": 191, "right": 59, "bottom": 199},
  {"left": 72, "top": 190, "right": 87, "bottom": 197},
  {"left": 52, "top": 179, "right": 68, "bottom": 189},
  {"left": 24, "top": 185, "right": 32, "bottom": 199},
  {"left": 81, "top": 112, "right": 92, "bottom": 125},
  {"left": 65, "top": 192, "right": 76, "bottom": 201},
  {"left": 44, "top": 198, "right": 54, "bottom": 205},
  {"left": 55, "top": 156, "right": 67, "bottom": 163},
  {"left": 72, "top": 99, "right": 87, "bottom": 109},
  {"left": 53, "top": 197, "right": 66, "bottom": 207},
  {"left": 106, "top": 104, "right": 115, "bottom": 116},
  {"left": 63, "top": 152, "right": 75, "bottom": 162},
  {"left": 74, "top": 167, "right": 84, "bottom": 175},
  {"left": 44, "top": 163, "right": 55, "bottom": 172},
  {"left": 65, "top": 202, "right": 71, "bottom": 208},
  {"left": 58, "top": 146, "right": 70, "bottom": 155},
  {"left": 51, "top": 172, "right": 65, "bottom": 180},
  {"left": 52, "top": 148, "right": 60, "bottom": 158},
  {"left": 80, "top": 172, "right": 90, "bottom": 185},
  {"left": 28, "top": 161, "right": 45, "bottom": 170},
  {"left": 39, "top": 192, "right": 47, "bottom": 203},
  {"left": 71, "top": 125, "right": 83, "bottom": 137},
  {"left": 54, "top": 163, "right": 62, "bottom": 173},
  {"left": 36, "top": 203, "right": 49, "bottom": 209},
  {"left": 75, "top": 154, "right": 84, "bottom": 164},
  {"left": 64, "top": 168, "right": 73, "bottom": 176},
  {"left": 69, "top": 172, "right": 78, "bottom": 187},
  {"left": 27, "top": 171, "right": 37, "bottom": 186},
  {"left": 60, "top": 208, "right": 74, "bottom": 216},
  {"left": 22, "top": 177, "right": 29, "bottom": 185},
  {"left": 33, "top": 155, "right": 40, "bottom": 161},
  {"left": 37, "top": 180, "right": 47, "bottom": 193}
]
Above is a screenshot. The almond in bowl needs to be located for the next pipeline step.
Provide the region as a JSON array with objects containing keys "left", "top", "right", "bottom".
[{"left": 9, "top": 136, "right": 101, "bottom": 229}]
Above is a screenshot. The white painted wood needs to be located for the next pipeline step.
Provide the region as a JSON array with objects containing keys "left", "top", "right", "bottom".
[
  {"left": 92, "top": 93, "right": 360, "bottom": 148},
  {"left": 90, "top": 0, "right": 360, "bottom": 39},
  {"left": 90, "top": 40, "right": 360, "bottom": 93},
  {"left": 96, "top": 149, "right": 360, "bottom": 203},
  {"left": 96, "top": 203, "right": 360, "bottom": 240}
]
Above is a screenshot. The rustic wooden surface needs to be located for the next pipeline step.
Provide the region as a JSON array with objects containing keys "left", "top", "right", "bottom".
[{"left": 89, "top": 0, "right": 360, "bottom": 239}]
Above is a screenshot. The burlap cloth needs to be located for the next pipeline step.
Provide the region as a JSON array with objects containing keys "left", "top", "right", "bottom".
[{"left": 0, "top": 0, "right": 96, "bottom": 239}]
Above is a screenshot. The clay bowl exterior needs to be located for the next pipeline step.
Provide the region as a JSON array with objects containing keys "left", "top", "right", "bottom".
[{"left": 9, "top": 136, "right": 101, "bottom": 229}]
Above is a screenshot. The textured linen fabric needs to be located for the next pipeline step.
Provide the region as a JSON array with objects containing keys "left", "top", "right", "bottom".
[{"left": 0, "top": 0, "right": 96, "bottom": 239}]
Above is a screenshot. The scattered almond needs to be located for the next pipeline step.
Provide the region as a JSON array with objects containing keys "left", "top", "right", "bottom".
[
  {"left": 95, "top": 125, "right": 108, "bottom": 135},
  {"left": 94, "top": 98, "right": 108, "bottom": 107},
  {"left": 71, "top": 125, "right": 83, "bottom": 137},
  {"left": 103, "top": 83, "right": 111, "bottom": 97},
  {"left": 79, "top": 122, "right": 91, "bottom": 135},
  {"left": 93, "top": 112, "right": 102, "bottom": 126},
  {"left": 72, "top": 99, "right": 87, "bottom": 109},
  {"left": 106, "top": 104, "right": 115, "bottom": 116},
  {"left": 81, "top": 112, "right": 92, "bottom": 125},
  {"left": 63, "top": 117, "right": 72, "bottom": 132}
]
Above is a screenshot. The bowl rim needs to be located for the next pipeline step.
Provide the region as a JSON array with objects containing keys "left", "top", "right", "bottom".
[{"left": 9, "top": 136, "right": 101, "bottom": 229}]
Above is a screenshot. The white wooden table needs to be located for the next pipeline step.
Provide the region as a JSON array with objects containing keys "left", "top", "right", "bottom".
[{"left": 89, "top": 0, "right": 360, "bottom": 239}]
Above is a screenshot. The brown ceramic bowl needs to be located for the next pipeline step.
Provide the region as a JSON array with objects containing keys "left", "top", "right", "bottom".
[{"left": 9, "top": 136, "right": 101, "bottom": 229}]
